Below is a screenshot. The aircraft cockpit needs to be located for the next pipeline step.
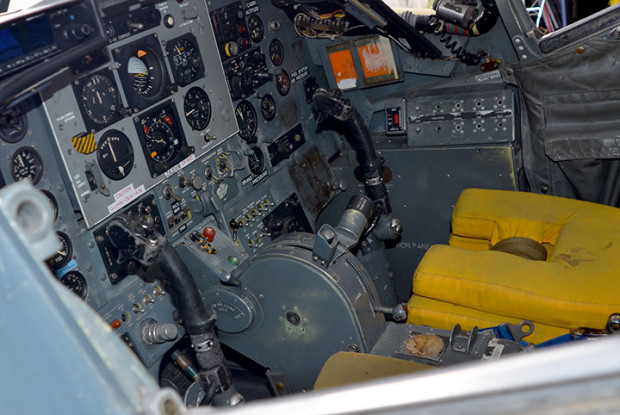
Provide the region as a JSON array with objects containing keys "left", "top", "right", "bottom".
[{"left": 1, "top": 0, "right": 620, "bottom": 412}]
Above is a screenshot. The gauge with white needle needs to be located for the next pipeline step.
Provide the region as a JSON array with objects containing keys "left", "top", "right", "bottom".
[
  {"left": 184, "top": 86, "right": 211, "bottom": 131},
  {"left": 10, "top": 146, "right": 43, "bottom": 184},
  {"left": 97, "top": 130, "right": 134, "bottom": 181},
  {"left": 79, "top": 72, "right": 121, "bottom": 126},
  {"left": 235, "top": 99, "right": 257, "bottom": 141},
  {"left": 167, "top": 36, "right": 204, "bottom": 86},
  {"left": 46, "top": 232, "right": 73, "bottom": 270}
]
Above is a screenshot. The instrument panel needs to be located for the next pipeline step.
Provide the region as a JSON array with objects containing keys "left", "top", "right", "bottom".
[{"left": 41, "top": 0, "right": 238, "bottom": 228}]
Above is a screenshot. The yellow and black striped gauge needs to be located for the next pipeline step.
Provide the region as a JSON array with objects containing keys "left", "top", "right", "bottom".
[{"left": 72, "top": 132, "right": 97, "bottom": 155}]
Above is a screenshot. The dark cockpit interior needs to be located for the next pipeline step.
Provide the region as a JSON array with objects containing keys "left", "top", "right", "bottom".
[{"left": 1, "top": 0, "right": 620, "bottom": 412}]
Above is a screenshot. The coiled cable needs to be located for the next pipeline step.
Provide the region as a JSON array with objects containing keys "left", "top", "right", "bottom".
[
  {"left": 438, "top": 30, "right": 486, "bottom": 65},
  {"left": 429, "top": 16, "right": 486, "bottom": 66}
]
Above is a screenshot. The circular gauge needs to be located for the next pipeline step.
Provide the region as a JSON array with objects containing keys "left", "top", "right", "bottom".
[
  {"left": 247, "top": 15, "right": 264, "bottom": 43},
  {"left": 144, "top": 119, "right": 181, "bottom": 163},
  {"left": 269, "top": 39, "right": 285, "bottom": 66},
  {"left": 97, "top": 130, "right": 134, "bottom": 181},
  {"left": 79, "top": 73, "right": 121, "bottom": 126},
  {"left": 40, "top": 190, "right": 58, "bottom": 223},
  {"left": 184, "top": 87, "right": 211, "bottom": 131},
  {"left": 276, "top": 70, "right": 291, "bottom": 96},
  {"left": 168, "top": 36, "right": 204, "bottom": 86},
  {"left": 260, "top": 94, "right": 276, "bottom": 121},
  {"left": 47, "top": 231, "right": 73, "bottom": 270},
  {"left": 247, "top": 146, "right": 265, "bottom": 175},
  {"left": 10, "top": 147, "right": 43, "bottom": 184},
  {"left": 0, "top": 106, "right": 28, "bottom": 143},
  {"left": 61, "top": 271, "right": 88, "bottom": 299},
  {"left": 235, "top": 100, "right": 257, "bottom": 141},
  {"left": 126, "top": 47, "right": 164, "bottom": 97}
]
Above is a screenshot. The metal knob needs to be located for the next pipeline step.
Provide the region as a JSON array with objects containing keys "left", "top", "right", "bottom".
[{"left": 141, "top": 322, "right": 179, "bottom": 344}]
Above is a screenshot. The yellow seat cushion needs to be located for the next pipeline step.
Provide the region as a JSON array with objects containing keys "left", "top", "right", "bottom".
[{"left": 408, "top": 189, "right": 620, "bottom": 339}]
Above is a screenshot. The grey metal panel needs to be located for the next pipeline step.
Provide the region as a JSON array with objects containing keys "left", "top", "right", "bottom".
[
  {"left": 406, "top": 89, "right": 516, "bottom": 147},
  {"left": 41, "top": 0, "right": 237, "bottom": 228},
  {"left": 96, "top": 278, "right": 184, "bottom": 375},
  {"left": 539, "top": 5, "right": 620, "bottom": 53},
  {"left": 373, "top": 145, "right": 517, "bottom": 301},
  {"left": 221, "top": 243, "right": 385, "bottom": 392}
]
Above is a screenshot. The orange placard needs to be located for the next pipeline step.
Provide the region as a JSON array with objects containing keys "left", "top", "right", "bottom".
[
  {"left": 327, "top": 45, "right": 358, "bottom": 90},
  {"left": 355, "top": 36, "right": 400, "bottom": 86}
]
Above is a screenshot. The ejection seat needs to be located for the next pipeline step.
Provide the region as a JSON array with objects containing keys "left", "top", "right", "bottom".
[
  {"left": 315, "top": 188, "right": 620, "bottom": 390},
  {"left": 407, "top": 188, "right": 620, "bottom": 344}
]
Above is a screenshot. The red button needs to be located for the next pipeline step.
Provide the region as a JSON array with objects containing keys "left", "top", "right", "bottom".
[
  {"left": 111, "top": 319, "right": 122, "bottom": 330},
  {"left": 202, "top": 227, "right": 216, "bottom": 242},
  {"left": 393, "top": 113, "right": 399, "bottom": 126}
]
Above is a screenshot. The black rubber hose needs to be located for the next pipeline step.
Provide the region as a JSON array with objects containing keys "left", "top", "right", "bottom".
[
  {"left": 159, "top": 243, "right": 238, "bottom": 404},
  {"left": 343, "top": 107, "right": 391, "bottom": 209},
  {"left": 159, "top": 243, "right": 214, "bottom": 335},
  {"left": 344, "top": 108, "right": 379, "bottom": 171}
]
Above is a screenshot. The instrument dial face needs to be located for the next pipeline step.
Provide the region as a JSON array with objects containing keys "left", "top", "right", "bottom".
[
  {"left": 136, "top": 103, "right": 190, "bottom": 177},
  {"left": 80, "top": 73, "right": 121, "bottom": 126},
  {"left": 247, "top": 146, "right": 265, "bottom": 175},
  {"left": 260, "top": 94, "right": 276, "bottom": 121},
  {"left": 0, "top": 106, "right": 27, "bottom": 143},
  {"left": 144, "top": 117, "right": 181, "bottom": 164},
  {"left": 168, "top": 36, "right": 204, "bottom": 86},
  {"left": 10, "top": 147, "right": 43, "bottom": 184},
  {"left": 47, "top": 232, "right": 73, "bottom": 270},
  {"left": 276, "top": 70, "right": 291, "bottom": 96},
  {"left": 127, "top": 47, "right": 164, "bottom": 97},
  {"left": 97, "top": 130, "right": 134, "bottom": 181},
  {"left": 235, "top": 100, "right": 258, "bottom": 141},
  {"left": 184, "top": 87, "right": 212, "bottom": 131},
  {"left": 61, "top": 271, "right": 88, "bottom": 299},
  {"left": 247, "top": 15, "right": 264, "bottom": 43},
  {"left": 269, "top": 39, "right": 285, "bottom": 66}
]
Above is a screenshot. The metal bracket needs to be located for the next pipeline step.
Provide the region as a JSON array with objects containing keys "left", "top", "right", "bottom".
[
  {"left": 266, "top": 370, "right": 293, "bottom": 396},
  {"left": 312, "top": 224, "right": 339, "bottom": 265},
  {"left": 502, "top": 320, "right": 535, "bottom": 343},
  {"left": 450, "top": 324, "right": 478, "bottom": 354}
]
